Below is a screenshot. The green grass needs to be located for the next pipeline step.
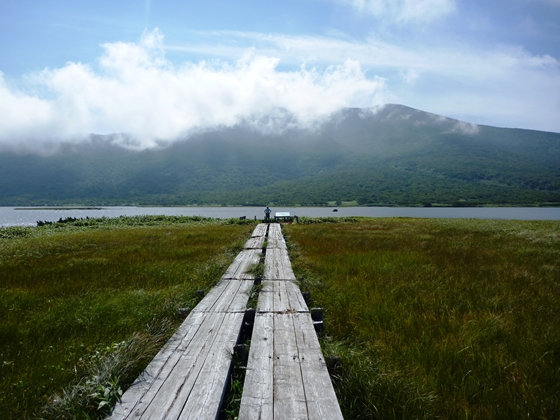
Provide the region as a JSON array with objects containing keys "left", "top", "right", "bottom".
[
  {"left": 285, "top": 218, "right": 560, "bottom": 419},
  {"left": 0, "top": 216, "right": 254, "bottom": 419},
  {"left": 3, "top": 216, "right": 559, "bottom": 419}
]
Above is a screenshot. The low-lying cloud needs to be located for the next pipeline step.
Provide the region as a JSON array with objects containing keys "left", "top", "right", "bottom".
[{"left": 0, "top": 30, "right": 385, "bottom": 150}]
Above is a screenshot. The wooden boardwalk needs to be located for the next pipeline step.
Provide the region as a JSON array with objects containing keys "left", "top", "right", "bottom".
[
  {"left": 239, "top": 224, "right": 343, "bottom": 420},
  {"left": 109, "top": 223, "right": 342, "bottom": 420}
]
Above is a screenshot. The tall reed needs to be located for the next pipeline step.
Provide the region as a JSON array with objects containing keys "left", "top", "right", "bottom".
[{"left": 285, "top": 218, "right": 560, "bottom": 419}]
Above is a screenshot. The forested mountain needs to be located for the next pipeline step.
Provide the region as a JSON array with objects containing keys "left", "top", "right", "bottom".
[{"left": 1, "top": 104, "right": 559, "bottom": 206}]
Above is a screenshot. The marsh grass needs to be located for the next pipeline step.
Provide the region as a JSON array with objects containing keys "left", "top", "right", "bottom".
[
  {"left": 0, "top": 216, "right": 254, "bottom": 419},
  {"left": 285, "top": 218, "right": 560, "bottom": 419}
]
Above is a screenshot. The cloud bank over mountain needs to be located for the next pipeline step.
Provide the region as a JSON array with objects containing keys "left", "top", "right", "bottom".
[
  {"left": 1, "top": 0, "right": 559, "bottom": 150},
  {"left": 0, "top": 30, "right": 385, "bottom": 150}
]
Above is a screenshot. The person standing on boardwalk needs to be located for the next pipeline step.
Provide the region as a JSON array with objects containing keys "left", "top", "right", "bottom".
[{"left": 264, "top": 206, "right": 271, "bottom": 222}]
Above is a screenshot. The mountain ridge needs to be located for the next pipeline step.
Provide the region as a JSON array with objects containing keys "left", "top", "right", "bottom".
[{"left": 1, "top": 104, "right": 559, "bottom": 206}]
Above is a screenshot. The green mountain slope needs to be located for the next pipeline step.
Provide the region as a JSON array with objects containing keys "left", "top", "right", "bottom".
[{"left": 1, "top": 104, "right": 559, "bottom": 206}]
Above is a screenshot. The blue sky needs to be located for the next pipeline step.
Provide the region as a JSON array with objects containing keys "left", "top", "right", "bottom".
[{"left": 1, "top": 0, "right": 559, "bottom": 148}]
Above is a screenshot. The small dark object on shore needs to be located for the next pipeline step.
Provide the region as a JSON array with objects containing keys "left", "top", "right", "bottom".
[{"left": 177, "top": 307, "right": 190, "bottom": 317}]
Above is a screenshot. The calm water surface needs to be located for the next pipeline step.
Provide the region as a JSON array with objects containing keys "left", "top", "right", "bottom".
[{"left": 1, "top": 206, "right": 560, "bottom": 227}]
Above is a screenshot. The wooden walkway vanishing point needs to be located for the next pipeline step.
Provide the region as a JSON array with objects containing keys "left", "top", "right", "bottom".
[{"left": 109, "top": 223, "right": 343, "bottom": 420}]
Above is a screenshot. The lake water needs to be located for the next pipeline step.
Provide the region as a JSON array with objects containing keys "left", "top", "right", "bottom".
[{"left": 1, "top": 206, "right": 560, "bottom": 227}]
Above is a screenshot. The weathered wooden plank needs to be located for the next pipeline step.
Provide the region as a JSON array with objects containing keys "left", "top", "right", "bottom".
[
  {"left": 222, "top": 280, "right": 255, "bottom": 313},
  {"left": 257, "top": 281, "right": 308, "bottom": 313},
  {"left": 267, "top": 224, "right": 286, "bottom": 249},
  {"left": 252, "top": 223, "right": 268, "bottom": 237},
  {"left": 240, "top": 313, "right": 342, "bottom": 420},
  {"left": 193, "top": 279, "right": 254, "bottom": 313},
  {"left": 264, "top": 247, "right": 296, "bottom": 280},
  {"left": 108, "top": 311, "right": 207, "bottom": 419},
  {"left": 267, "top": 223, "right": 283, "bottom": 241},
  {"left": 273, "top": 313, "right": 309, "bottom": 420},
  {"left": 256, "top": 281, "right": 276, "bottom": 314},
  {"left": 282, "top": 281, "right": 308, "bottom": 313},
  {"left": 122, "top": 312, "right": 242, "bottom": 420},
  {"left": 244, "top": 235, "right": 265, "bottom": 249},
  {"left": 245, "top": 222, "right": 342, "bottom": 419},
  {"left": 238, "top": 312, "right": 274, "bottom": 420},
  {"left": 266, "top": 223, "right": 287, "bottom": 249},
  {"left": 221, "top": 249, "right": 261, "bottom": 280},
  {"left": 293, "top": 312, "right": 344, "bottom": 420},
  {"left": 172, "top": 312, "right": 244, "bottom": 420},
  {"left": 141, "top": 312, "right": 222, "bottom": 419},
  {"left": 192, "top": 280, "right": 229, "bottom": 313},
  {"left": 266, "top": 235, "right": 287, "bottom": 249},
  {"left": 272, "top": 281, "right": 290, "bottom": 313}
]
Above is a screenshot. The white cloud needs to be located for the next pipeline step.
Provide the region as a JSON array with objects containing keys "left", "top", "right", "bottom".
[
  {"left": 0, "top": 79, "right": 51, "bottom": 141},
  {"left": 2, "top": 26, "right": 559, "bottom": 151},
  {"left": 336, "top": 0, "right": 456, "bottom": 24},
  {"left": 449, "top": 121, "right": 479, "bottom": 135},
  {"left": 0, "top": 30, "right": 386, "bottom": 149},
  {"left": 177, "top": 31, "right": 560, "bottom": 132}
]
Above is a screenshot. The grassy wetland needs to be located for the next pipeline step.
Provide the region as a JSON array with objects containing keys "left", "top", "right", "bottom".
[
  {"left": 0, "top": 216, "right": 253, "bottom": 419},
  {"left": 284, "top": 218, "right": 560, "bottom": 419},
  {"left": 2, "top": 216, "right": 559, "bottom": 419}
]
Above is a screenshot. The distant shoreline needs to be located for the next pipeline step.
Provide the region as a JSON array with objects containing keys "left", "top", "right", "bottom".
[
  {"left": 15, "top": 207, "right": 103, "bottom": 210},
  {"left": 10, "top": 204, "right": 560, "bottom": 209}
]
